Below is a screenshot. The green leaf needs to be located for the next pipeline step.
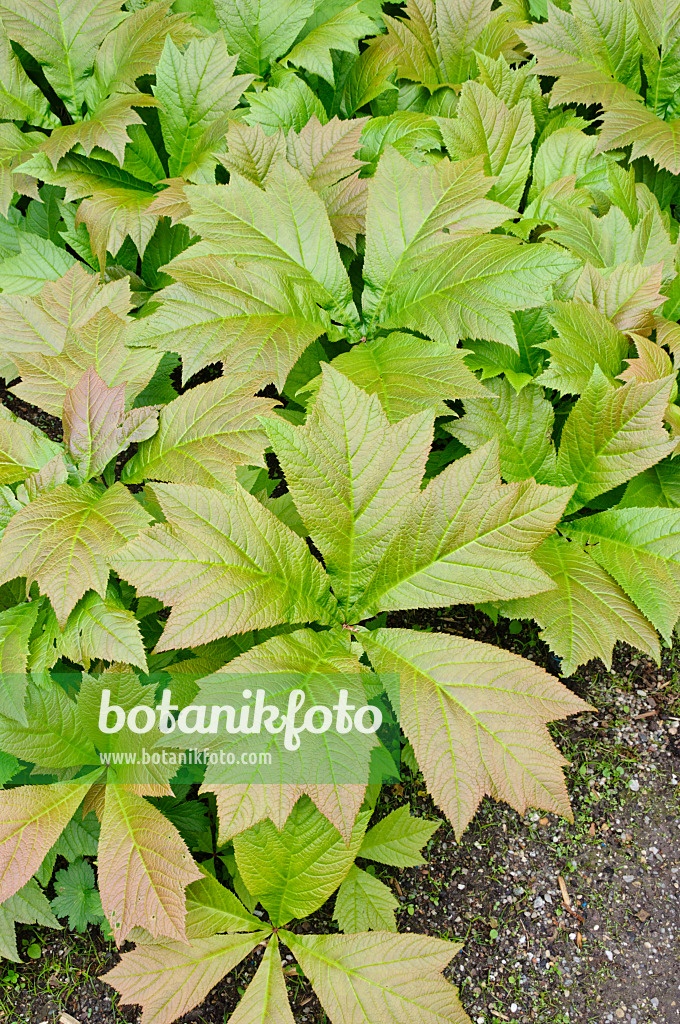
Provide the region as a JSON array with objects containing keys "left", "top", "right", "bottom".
[
  {"left": 377, "top": 235, "right": 576, "bottom": 347},
  {"left": 334, "top": 864, "right": 398, "bottom": 931},
  {"left": 0, "top": 22, "right": 57, "bottom": 127},
  {"left": 0, "top": 406, "right": 61, "bottom": 485},
  {"left": 363, "top": 147, "right": 512, "bottom": 319},
  {"left": 50, "top": 858, "right": 104, "bottom": 932},
  {"left": 555, "top": 367, "right": 675, "bottom": 513},
  {"left": 282, "top": 2, "right": 377, "bottom": 85},
  {"left": 245, "top": 73, "right": 328, "bottom": 133},
  {"left": 225, "top": 937, "right": 295, "bottom": 1024},
  {"left": 0, "top": 780, "right": 93, "bottom": 903},
  {"left": 267, "top": 365, "right": 433, "bottom": 611},
  {"left": 351, "top": 443, "right": 572, "bottom": 620},
  {"left": 0, "top": 233, "right": 75, "bottom": 294},
  {"left": 155, "top": 35, "right": 254, "bottom": 178},
  {"left": 185, "top": 873, "right": 262, "bottom": 939},
  {"left": 440, "top": 83, "right": 534, "bottom": 209},
  {"left": 111, "top": 482, "right": 341, "bottom": 651},
  {"left": 0, "top": 481, "right": 151, "bottom": 625},
  {"left": 53, "top": 812, "right": 100, "bottom": 862},
  {"left": 62, "top": 367, "right": 159, "bottom": 482},
  {"left": 197, "top": 627, "right": 375, "bottom": 842},
  {"left": 283, "top": 930, "right": 469, "bottom": 1024},
  {"left": 121, "top": 378, "right": 275, "bottom": 490},
  {"left": 184, "top": 160, "right": 354, "bottom": 318},
  {"left": 0, "top": 677, "right": 96, "bottom": 769},
  {"left": 360, "top": 626, "right": 588, "bottom": 835},
  {"left": 620, "top": 459, "right": 680, "bottom": 507},
  {"left": 496, "top": 534, "right": 660, "bottom": 674},
  {"left": 233, "top": 797, "right": 369, "bottom": 925},
  {"left": 359, "top": 805, "right": 440, "bottom": 867},
  {"left": 48, "top": 589, "right": 148, "bottom": 672},
  {"left": 0, "top": 0, "right": 124, "bottom": 113},
  {"left": 447, "top": 378, "right": 557, "bottom": 484},
  {"left": 215, "top": 0, "right": 313, "bottom": 75},
  {"left": 536, "top": 300, "right": 630, "bottom": 395},
  {"left": 323, "top": 333, "right": 484, "bottom": 421},
  {"left": 0, "top": 879, "right": 60, "bottom": 963},
  {"left": 563, "top": 508, "right": 680, "bottom": 642},
  {"left": 0, "top": 600, "right": 39, "bottom": 724}
]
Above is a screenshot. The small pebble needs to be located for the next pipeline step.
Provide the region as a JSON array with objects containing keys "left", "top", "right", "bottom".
[{"left": 629, "top": 779, "right": 640, "bottom": 791}]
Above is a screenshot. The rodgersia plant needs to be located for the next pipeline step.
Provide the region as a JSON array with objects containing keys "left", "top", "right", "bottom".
[{"left": 0, "top": 2, "right": 679, "bottom": 1023}]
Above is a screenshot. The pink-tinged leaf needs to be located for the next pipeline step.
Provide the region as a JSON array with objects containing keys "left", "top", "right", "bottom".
[
  {"left": 0, "top": 782, "right": 92, "bottom": 902},
  {"left": 283, "top": 930, "right": 470, "bottom": 1024},
  {"left": 102, "top": 930, "right": 269, "bottom": 1024},
  {"left": 0, "top": 482, "right": 151, "bottom": 625},
  {"left": 63, "top": 367, "right": 158, "bottom": 481},
  {"left": 98, "top": 786, "right": 201, "bottom": 943}
]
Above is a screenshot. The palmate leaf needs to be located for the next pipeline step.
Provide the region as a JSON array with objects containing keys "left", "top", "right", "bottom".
[
  {"left": 563, "top": 508, "right": 680, "bottom": 642},
  {"left": 376, "top": 234, "right": 576, "bottom": 347},
  {"left": 555, "top": 367, "right": 675, "bottom": 513},
  {"left": 183, "top": 160, "right": 355, "bottom": 318},
  {"left": 573, "top": 261, "right": 667, "bottom": 335},
  {"left": 334, "top": 865, "right": 398, "bottom": 932},
  {"left": 597, "top": 101, "right": 680, "bottom": 174},
  {"left": 362, "top": 147, "right": 514, "bottom": 320},
  {"left": 154, "top": 36, "right": 254, "bottom": 178},
  {"left": 350, "top": 442, "right": 572, "bottom": 620},
  {"left": 283, "top": 930, "right": 469, "bottom": 1024},
  {"left": 0, "top": 481, "right": 151, "bottom": 625},
  {"left": 267, "top": 366, "right": 434, "bottom": 612},
  {"left": 519, "top": 0, "right": 642, "bottom": 107},
  {"left": 128, "top": 260, "right": 327, "bottom": 390},
  {"left": 0, "top": 781, "right": 92, "bottom": 902},
  {"left": 20, "top": 152, "right": 159, "bottom": 268},
  {"left": 63, "top": 367, "right": 158, "bottom": 482},
  {"left": 233, "top": 798, "right": 369, "bottom": 925},
  {"left": 215, "top": 0, "right": 313, "bottom": 75},
  {"left": 10, "top": 309, "right": 161, "bottom": 416},
  {"left": 198, "top": 627, "right": 373, "bottom": 841},
  {"left": 98, "top": 785, "right": 202, "bottom": 943},
  {"left": 322, "top": 332, "right": 485, "bottom": 422},
  {"left": 536, "top": 299, "right": 630, "bottom": 394},
  {"left": 360, "top": 627, "right": 589, "bottom": 835},
  {"left": 440, "top": 82, "right": 534, "bottom": 209},
  {"left": 0, "top": 405, "right": 61, "bottom": 484},
  {"left": 111, "top": 481, "right": 341, "bottom": 651},
  {"left": 497, "top": 534, "right": 660, "bottom": 674},
  {"left": 0, "top": 263, "right": 132, "bottom": 357},
  {"left": 0, "top": 0, "right": 124, "bottom": 114},
  {"left": 121, "top": 378, "right": 276, "bottom": 490},
  {"left": 0, "top": 878, "right": 60, "bottom": 963},
  {"left": 446, "top": 378, "right": 556, "bottom": 484},
  {"left": 33, "top": 589, "right": 148, "bottom": 672},
  {"left": 103, "top": 929, "right": 271, "bottom": 1024}
]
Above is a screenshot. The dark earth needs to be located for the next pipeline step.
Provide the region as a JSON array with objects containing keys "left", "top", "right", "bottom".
[{"left": 2, "top": 608, "right": 679, "bottom": 1024}]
